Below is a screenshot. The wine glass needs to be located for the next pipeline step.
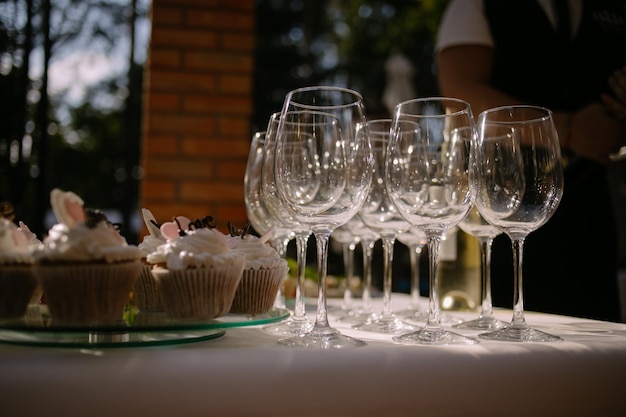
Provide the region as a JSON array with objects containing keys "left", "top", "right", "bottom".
[
  {"left": 274, "top": 87, "right": 373, "bottom": 348},
  {"left": 244, "top": 130, "right": 295, "bottom": 309},
  {"left": 453, "top": 205, "right": 508, "bottom": 330},
  {"left": 474, "top": 105, "right": 564, "bottom": 342},
  {"left": 395, "top": 226, "right": 428, "bottom": 321},
  {"left": 386, "top": 97, "right": 478, "bottom": 345},
  {"left": 258, "top": 113, "right": 314, "bottom": 336},
  {"left": 353, "top": 119, "right": 414, "bottom": 334}
]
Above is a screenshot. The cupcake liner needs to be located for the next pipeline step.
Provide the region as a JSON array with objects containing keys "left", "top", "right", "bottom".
[
  {"left": 230, "top": 266, "right": 289, "bottom": 315},
  {"left": 34, "top": 261, "right": 142, "bottom": 325},
  {"left": 133, "top": 264, "right": 164, "bottom": 311},
  {"left": 0, "top": 265, "right": 38, "bottom": 319},
  {"left": 152, "top": 258, "right": 244, "bottom": 320}
]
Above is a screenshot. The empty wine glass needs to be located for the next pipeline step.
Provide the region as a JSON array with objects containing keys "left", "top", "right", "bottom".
[
  {"left": 386, "top": 97, "right": 478, "bottom": 345},
  {"left": 474, "top": 105, "right": 564, "bottom": 342},
  {"left": 353, "top": 119, "right": 414, "bottom": 334},
  {"left": 259, "top": 113, "right": 314, "bottom": 337},
  {"left": 274, "top": 87, "right": 373, "bottom": 348},
  {"left": 453, "top": 205, "right": 508, "bottom": 330},
  {"left": 395, "top": 226, "right": 428, "bottom": 322},
  {"left": 244, "top": 130, "right": 295, "bottom": 309}
]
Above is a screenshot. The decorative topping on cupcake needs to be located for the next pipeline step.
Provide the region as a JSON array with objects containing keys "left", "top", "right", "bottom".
[
  {"left": 0, "top": 201, "right": 15, "bottom": 221},
  {"left": 84, "top": 209, "right": 111, "bottom": 229},
  {"left": 50, "top": 189, "right": 85, "bottom": 228},
  {"left": 146, "top": 226, "right": 239, "bottom": 270},
  {"left": 160, "top": 215, "right": 217, "bottom": 240},
  {"left": 0, "top": 219, "right": 35, "bottom": 264},
  {"left": 228, "top": 221, "right": 252, "bottom": 238},
  {"left": 34, "top": 189, "right": 141, "bottom": 264},
  {"left": 141, "top": 208, "right": 162, "bottom": 238}
]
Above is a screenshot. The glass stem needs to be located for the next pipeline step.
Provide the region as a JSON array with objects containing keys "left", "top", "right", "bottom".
[
  {"left": 342, "top": 241, "right": 356, "bottom": 309},
  {"left": 361, "top": 238, "right": 375, "bottom": 312},
  {"left": 409, "top": 244, "right": 423, "bottom": 308},
  {"left": 479, "top": 237, "right": 495, "bottom": 318},
  {"left": 426, "top": 235, "right": 442, "bottom": 329},
  {"left": 314, "top": 232, "right": 331, "bottom": 330},
  {"left": 381, "top": 235, "right": 396, "bottom": 318},
  {"left": 293, "top": 232, "right": 310, "bottom": 320},
  {"left": 511, "top": 237, "right": 527, "bottom": 327}
]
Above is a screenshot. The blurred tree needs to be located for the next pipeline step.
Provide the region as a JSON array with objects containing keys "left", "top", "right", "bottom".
[
  {"left": 0, "top": 0, "right": 147, "bottom": 241},
  {"left": 253, "top": 0, "right": 449, "bottom": 130}
]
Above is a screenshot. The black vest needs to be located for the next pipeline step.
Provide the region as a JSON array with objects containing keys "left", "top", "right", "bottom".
[
  {"left": 482, "top": 0, "right": 623, "bottom": 321},
  {"left": 484, "top": 0, "right": 626, "bottom": 111}
]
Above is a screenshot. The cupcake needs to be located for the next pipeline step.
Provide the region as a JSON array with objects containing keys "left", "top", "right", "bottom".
[
  {"left": 0, "top": 212, "right": 39, "bottom": 319},
  {"left": 33, "top": 189, "right": 143, "bottom": 325},
  {"left": 134, "top": 208, "right": 166, "bottom": 311},
  {"left": 146, "top": 216, "right": 244, "bottom": 320},
  {"left": 228, "top": 225, "right": 288, "bottom": 315},
  {"left": 18, "top": 221, "right": 44, "bottom": 304}
]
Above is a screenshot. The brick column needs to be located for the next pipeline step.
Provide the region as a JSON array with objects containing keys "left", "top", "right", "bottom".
[{"left": 140, "top": 0, "right": 254, "bottom": 237}]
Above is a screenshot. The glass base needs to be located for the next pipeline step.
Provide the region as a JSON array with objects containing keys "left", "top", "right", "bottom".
[
  {"left": 278, "top": 326, "right": 366, "bottom": 349},
  {"left": 334, "top": 309, "right": 377, "bottom": 325},
  {"left": 352, "top": 315, "right": 415, "bottom": 334},
  {"left": 261, "top": 316, "right": 314, "bottom": 336},
  {"left": 0, "top": 327, "right": 226, "bottom": 348},
  {"left": 404, "top": 312, "right": 464, "bottom": 326},
  {"left": 478, "top": 324, "right": 562, "bottom": 342},
  {"left": 395, "top": 307, "right": 429, "bottom": 322},
  {"left": 392, "top": 326, "right": 479, "bottom": 345},
  {"left": 453, "top": 315, "right": 508, "bottom": 331}
]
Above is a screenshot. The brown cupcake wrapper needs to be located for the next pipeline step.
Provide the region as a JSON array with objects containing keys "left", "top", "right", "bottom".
[
  {"left": 152, "top": 259, "right": 245, "bottom": 320},
  {"left": 230, "top": 266, "right": 288, "bottom": 315},
  {"left": 0, "top": 266, "right": 38, "bottom": 319},
  {"left": 34, "top": 262, "right": 142, "bottom": 325},
  {"left": 133, "top": 265, "right": 164, "bottom": 311}
]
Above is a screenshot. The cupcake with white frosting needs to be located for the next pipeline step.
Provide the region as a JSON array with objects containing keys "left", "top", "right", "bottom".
[
  {"left": 0, "top": 212, "right": 39, "bottom": 319},
  {"left": 134, "top": 208, "right": 166, "bottom": 311},
  {"left": 228, "top": 226, "right": 288, "bottom": 315},
  {"left": 147, "top": 216, "right": 244, "bottom": 319},
  {"left": 33, "top": 189, "right": 143, "bottom": 325}
]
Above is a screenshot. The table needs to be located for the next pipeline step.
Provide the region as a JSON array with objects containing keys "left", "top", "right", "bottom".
[{"left": 1, "top": 294, "right": 625, "bottom": 417}]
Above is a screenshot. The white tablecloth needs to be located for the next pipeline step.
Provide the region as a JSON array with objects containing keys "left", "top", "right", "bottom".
[{"left": 1, "top": 294, "right": 625, "bottom": 417}]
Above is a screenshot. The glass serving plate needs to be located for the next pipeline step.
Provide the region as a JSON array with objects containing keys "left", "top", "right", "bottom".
[{"left": 0, "top": 305, "right": 290, "bottom": 348}]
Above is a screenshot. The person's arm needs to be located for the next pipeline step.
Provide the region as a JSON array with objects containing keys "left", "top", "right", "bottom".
[
  {"left": 602, "top": 65, "right": 626, "bottom": 122},
  {"left": 436, "top": 45, "right": 521, "bottom": 115},
  {"left": 436, "top": 44, "right": 624, "bottom": 164}
]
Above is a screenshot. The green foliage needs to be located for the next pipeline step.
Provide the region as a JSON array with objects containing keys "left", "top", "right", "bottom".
[{"left": 253, "top": 0, "right": 451, "bottom": 128}]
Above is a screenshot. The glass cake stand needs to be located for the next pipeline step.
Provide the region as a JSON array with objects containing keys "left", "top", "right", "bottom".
[{"left": 0, "top": 304, "right": 290, "bottom": 348}]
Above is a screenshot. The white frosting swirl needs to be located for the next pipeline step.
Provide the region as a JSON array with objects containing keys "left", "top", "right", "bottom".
[
  {"left": 230, "top": 235, "right": 287, "bottom": 270},
  {"left": 0, "top": 219, "right": 35, "bottom": 265},
  {"left": 138, "top": 234, "right": 166, "bottom": 257},
  {"left": 146, "top": 228, "right": 242, "bottom": 270},
  {"left": 35, "top": 221, "right": 141, "bottom": 264}
]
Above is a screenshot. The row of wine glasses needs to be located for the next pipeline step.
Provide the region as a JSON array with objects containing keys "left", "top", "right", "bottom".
[
  {"left": 268, "top": 87, "right": 374, "bottom": 348},
  {"left": 245, "top": 85, "right": 564, "bottom": 347}
]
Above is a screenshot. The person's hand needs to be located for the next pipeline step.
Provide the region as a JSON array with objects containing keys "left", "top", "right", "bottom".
[
  {"left": 570, "top": 102, "right": 624, "bottom": 165},
  {"left": 601, "top": 65, "right": 626, "bottom": 122}
]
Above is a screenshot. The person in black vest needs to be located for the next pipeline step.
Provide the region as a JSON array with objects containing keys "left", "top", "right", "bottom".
[{"left": 435, "top": 0, "right": 626, "bottom": 322}]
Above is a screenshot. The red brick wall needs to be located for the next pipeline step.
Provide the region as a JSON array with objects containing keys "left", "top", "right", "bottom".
[{"left": 139, "top": 0, "right": 254, "bottom": 237}]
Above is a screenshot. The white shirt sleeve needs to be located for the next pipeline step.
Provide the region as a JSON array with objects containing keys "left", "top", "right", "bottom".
[
  {"left": 435, "top": 0, "right": 492, "bottom": 53},
  {"left": 435, "top": 0, "right": 581, "bottom": 53}
]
